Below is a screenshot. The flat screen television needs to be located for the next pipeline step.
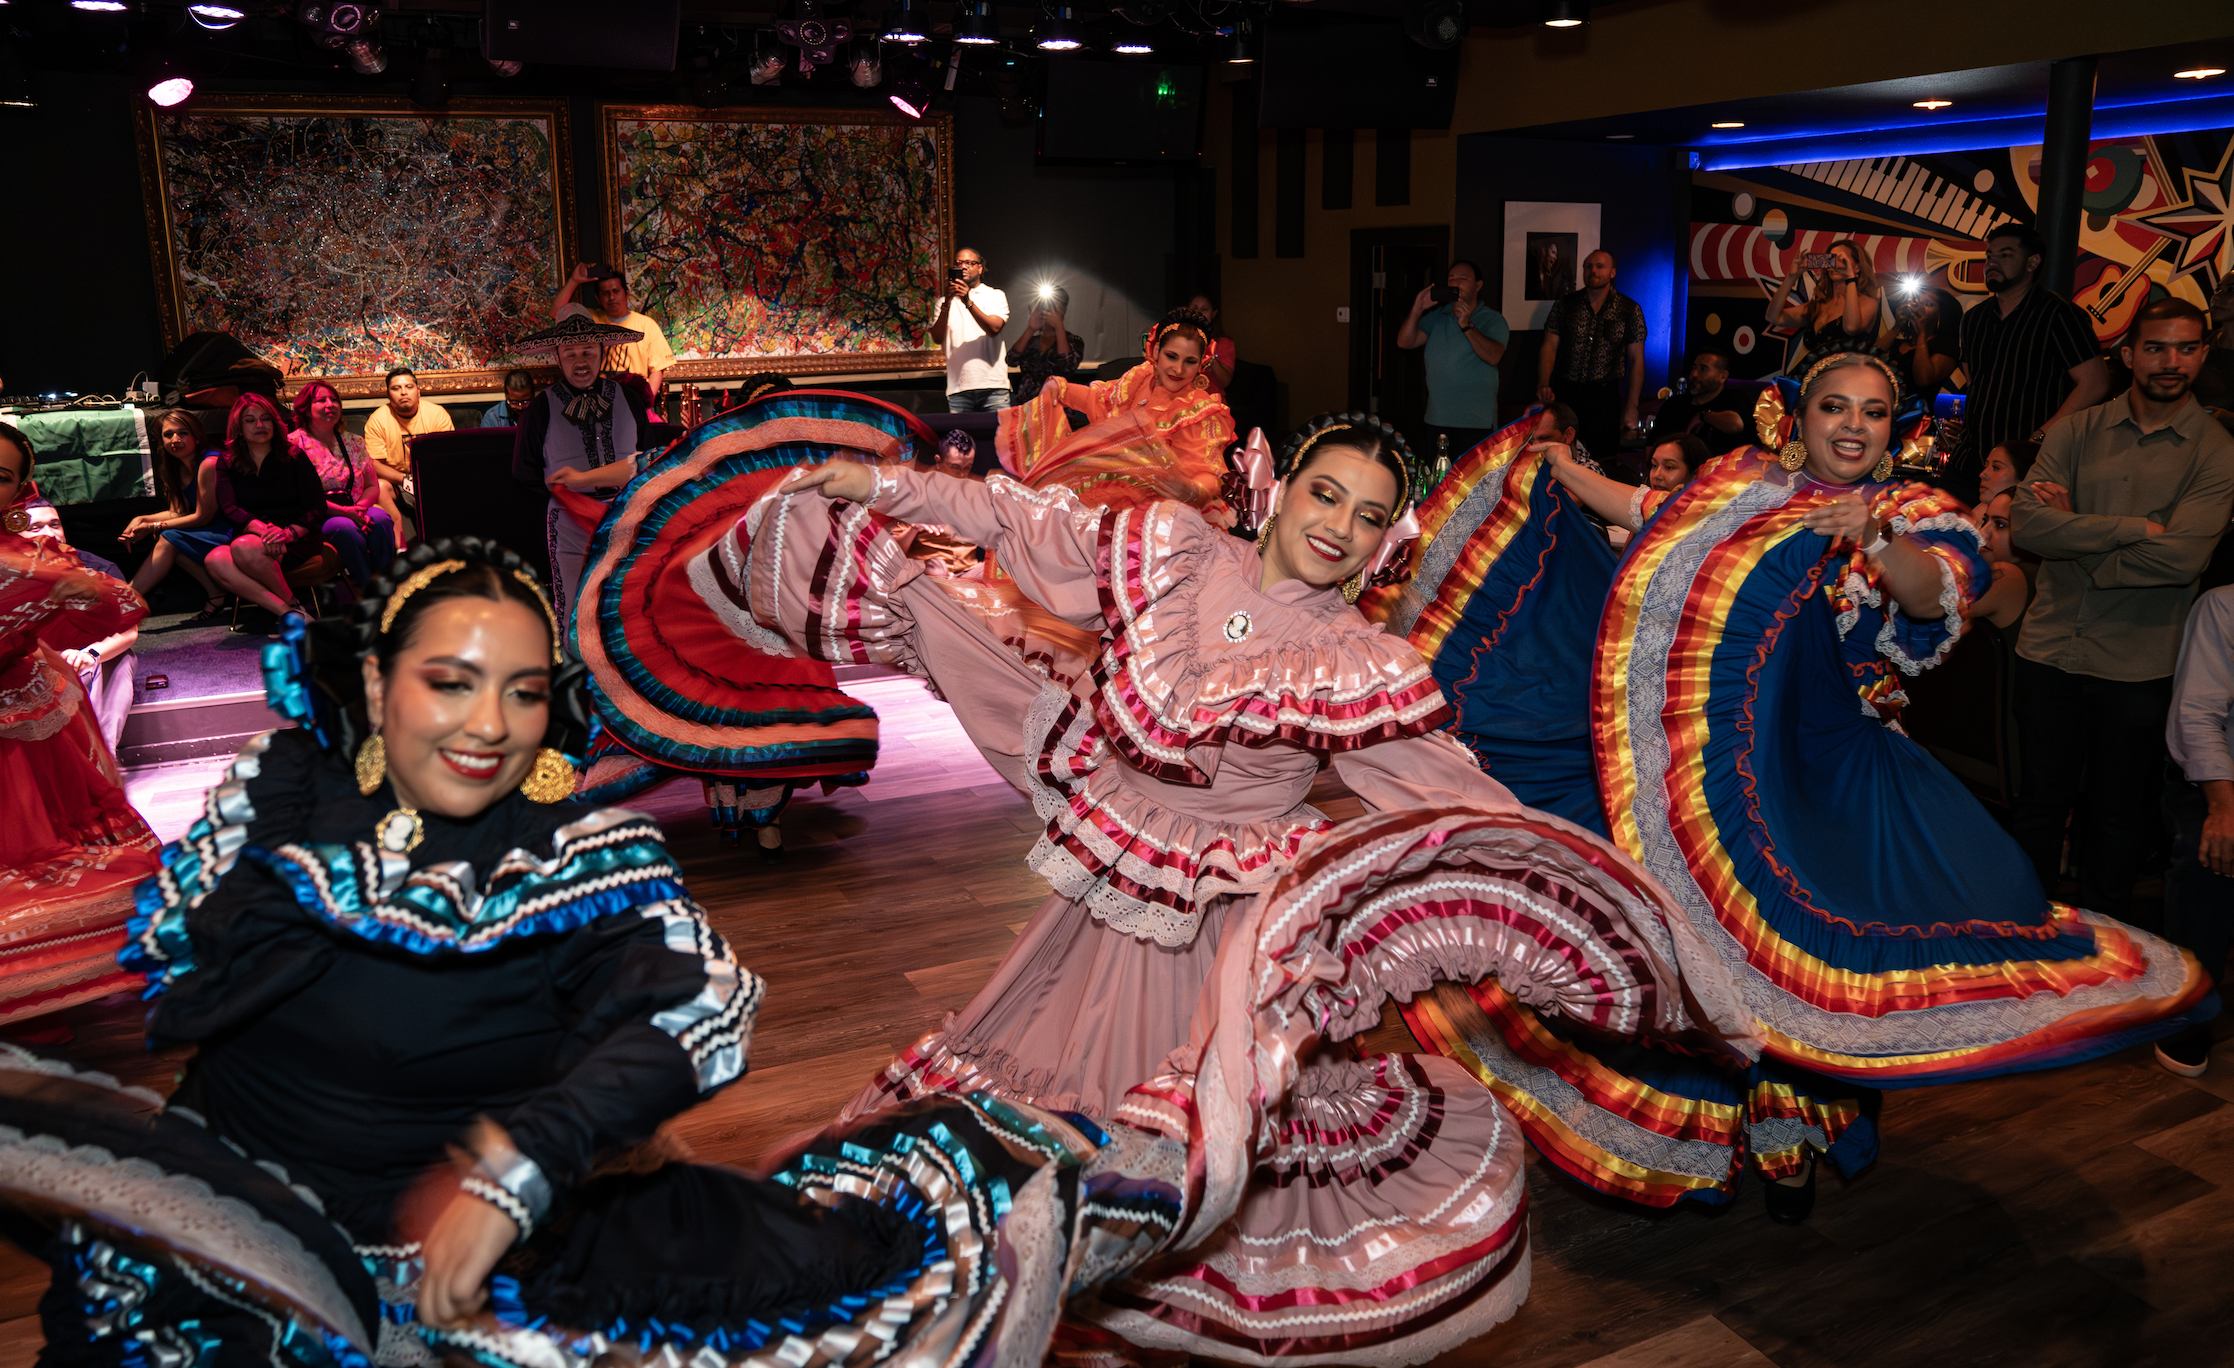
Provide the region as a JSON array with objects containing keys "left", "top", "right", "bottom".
[{"left": 1038, "top": 60, "right": 1205, "bottom": 165}]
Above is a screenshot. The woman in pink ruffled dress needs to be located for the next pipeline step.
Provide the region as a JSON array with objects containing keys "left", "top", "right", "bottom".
[{"left": 763, "top": 410, "right": 1743, "bottom": 1365}]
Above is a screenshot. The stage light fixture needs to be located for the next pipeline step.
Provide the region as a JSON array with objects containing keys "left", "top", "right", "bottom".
[
  {"left": 849, "top": 44, "right": 882, "bottom": 87},
  {"left": 187, "top": 3, "right": 245, "bottom": 28},
  {"left": 1605, "top": 133, "right": 1633, "bottom": 139},
  {"left": 955, "top": 1, "right": 999, "bottom": 46},
  {"left": 411, "top": 46, "right": 450, "bottom": 107},
  {"left": 70, "top": 1, "right": 131, "bottom": 11},
  {"left": 1913, "top": 99, "right": 1952, "bottom": 109},
  {"left": 1542, "top": 0, "right": 1586, "bottom": 27},
  {"left": 1406, "top": 0, "right": 1467, "bottom": 51},
  {"left": 343, "top": 38, "right": 386, "bottom": 74},
  {"left": 1036, "top": 7, "right": 1085, "bottom": 51},
  {"left": 884, "top": 0, "right": 928, "bottom": 44},
  {"left": 0, "top": 44, "right": 35, "bottom": 108},
  {"left": 2174, "top": 67, "right": 2226, "bottom": 79},
  {"left": 1226, "top": 22, "right": 1254, "bottom": 64},
  {"left": 146, "top": 58, "right": 193, "bottom": 106},
  {"left": 1112, "top": 34, "right": 1153, "bottom": 54},
  {"left": 888, "top": 52, "right": 931, "bottom": 117},
  {"left": 298, "top": 2, "right": 387, "bottom": 74},
  {"left": 1711, "top": 121, "right": 1744, "bottom": 128}
]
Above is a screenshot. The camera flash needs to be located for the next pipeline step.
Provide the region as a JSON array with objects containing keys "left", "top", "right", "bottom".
[{"left": 1038, "top": 283, "right": 1055, "bottom": 299}]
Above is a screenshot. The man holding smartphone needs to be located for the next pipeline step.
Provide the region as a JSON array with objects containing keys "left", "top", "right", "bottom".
[
  {"left": 1398, "top": 260, "right": 1509, "bottom": 461},
  {"left": 935, "top": 248, "right": 1010, "bottom": 413}
]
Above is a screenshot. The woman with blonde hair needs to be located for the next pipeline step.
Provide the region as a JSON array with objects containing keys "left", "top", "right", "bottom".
[{"left": 1768, "top": 238, "right": 1884, "bottom": 367}]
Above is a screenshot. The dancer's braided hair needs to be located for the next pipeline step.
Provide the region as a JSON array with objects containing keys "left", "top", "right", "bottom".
[
  {"left": 296, "top": 537, "right": 594, "bottom": 763},
  {"left": 1276, "top": 411, "right": 1418, "bottom": 512}
]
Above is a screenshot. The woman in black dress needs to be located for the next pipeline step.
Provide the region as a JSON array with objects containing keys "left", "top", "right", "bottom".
[{"left": 0, "top": 538, "right": 1193, "bottom": 1368}]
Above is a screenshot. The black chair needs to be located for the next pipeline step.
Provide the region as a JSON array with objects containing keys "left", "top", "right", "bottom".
[{"left": 410, "top": 427, "right": 550, "bottom": 581}]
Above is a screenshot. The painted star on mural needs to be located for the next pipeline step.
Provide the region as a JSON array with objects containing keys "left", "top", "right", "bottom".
[{"left": 2126, "top": 139, "right": 2234, "bottom": 281}]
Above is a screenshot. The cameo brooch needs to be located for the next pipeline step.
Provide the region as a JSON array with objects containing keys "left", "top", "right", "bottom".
[{"left": 1222, "top": 610, "right": 1253, "bottom": 643}]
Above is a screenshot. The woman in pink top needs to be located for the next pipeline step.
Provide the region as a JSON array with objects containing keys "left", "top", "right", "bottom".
[
  {"left": 289, "top": 380, "right": 394, "bottom": 595},
  {"left": 767, "top": 410, "right": 1743, "bottom": 1365}
]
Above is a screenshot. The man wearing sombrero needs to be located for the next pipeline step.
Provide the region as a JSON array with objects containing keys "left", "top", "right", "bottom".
[{"left": 510, "top": 312, "right": 655, "bottom": 628}]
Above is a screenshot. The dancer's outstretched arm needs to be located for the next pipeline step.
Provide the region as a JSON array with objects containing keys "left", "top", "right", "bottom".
[
  {"left": 1534, "top": 440, "right": 1668, "bottom": 530},
  {"left": 781, "top": 461, "right": 1114, "bottom": 627}
]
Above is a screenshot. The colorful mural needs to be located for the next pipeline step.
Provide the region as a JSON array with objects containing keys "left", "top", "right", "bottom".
[
  {"left": 1687, "top": 128, "right": 2232, "bottom": 377},
  {"left": 601, "top": 106, "right": 952, "bottom": 377},
  {"left": 135, "top": 98, "right": 574, "bottom": 392}
]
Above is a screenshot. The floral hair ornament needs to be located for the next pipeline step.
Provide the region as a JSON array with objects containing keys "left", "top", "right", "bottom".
[{"left": 376, "top": 558, "right": 564, "bottom": 666}]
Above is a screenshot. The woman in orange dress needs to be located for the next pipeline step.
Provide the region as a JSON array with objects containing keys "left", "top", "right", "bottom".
[
  {"left": 0, "top": 423, "right": 158, "bottom": 1026},
  {"left": 996, "top": 307, "right": 1238, "bottom": 520}
]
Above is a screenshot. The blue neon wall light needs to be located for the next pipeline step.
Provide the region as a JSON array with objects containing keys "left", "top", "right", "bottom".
[{"left": 1698, "top": 91, "right": 2234, "bottom": 171}]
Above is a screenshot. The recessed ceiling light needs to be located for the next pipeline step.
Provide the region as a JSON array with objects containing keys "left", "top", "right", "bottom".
[
  {"left": 2175, "top": 67, "right": 2226, "bottom": 79},
  {"left": 1913, "top": 99, "right": 1952, "bottom": 109},
  {"left": 1606, "top": 133, "right": 1633, "bottom": 139},
  {"left": 1711, "top": 121, "right": 1744, "bottom": 129}
]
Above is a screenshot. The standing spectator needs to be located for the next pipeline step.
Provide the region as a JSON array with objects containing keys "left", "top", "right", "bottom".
[
  {"left": 1536, "top": 250, "right": 1646, "bottom": 474},
  {"left": 2160, "top": 580, "right": 2234, "bottom": 1076},
  {"left": 361, "top": 366, "right": 454, "bottom": 536},
  {"left": 554, "top": 264, "right": 676, "bottom": 398},
  {"left": 935, "top": 247, "right": 1010, "bottom": 413},
  {"left": 1013, "top": 284, "right": 1083, "bottom": 404},
  {"left": 120, "top": 409, "right": 227, "bottom": 620},
  {"left": 1950, "top": 223, "right": 2112, "bottom": 504},
  {"left": 1399, "top": 259, "right": 1510, "bottom": 460},
  {"left": 290, "top": 379, "right": 394, "bottom": 599},
  {"left": 2008, "top": 299, "right": 2234, "bottom": 917},
  {"left": 1647, "top": 348, "right": 1750, "bottom": 456},
  {"left": 1766, "top": 239, "right": 1883, "bottom": 366},
  {"left": 1889, "top": 284, "right": 1962, "bottom": 407},
  {"left": 1185, "top": 292, "right": 1236, "bottom": 396},
  {"left": 509, "top": 313, "right": 655, "bottom": 623},
  {"left": 202, "top": 395, "right": 327, "bottom": 635},
  {"left": 483, "top": 370, "right": 536, "bottom": 426}
]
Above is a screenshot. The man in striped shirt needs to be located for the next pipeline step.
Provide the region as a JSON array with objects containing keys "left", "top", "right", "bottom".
[{"left": 1949, "top": 223, "right": 2110, "bottom": 505}]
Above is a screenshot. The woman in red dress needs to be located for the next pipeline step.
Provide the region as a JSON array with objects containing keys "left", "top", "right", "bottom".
[{"left": 0, "top": 422, "right": 158, "bottom": 1026}]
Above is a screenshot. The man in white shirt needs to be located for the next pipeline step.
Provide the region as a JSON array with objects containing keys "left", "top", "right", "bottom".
[{"left": 936, "top": 247, "right": 1010, "bottom": 413}]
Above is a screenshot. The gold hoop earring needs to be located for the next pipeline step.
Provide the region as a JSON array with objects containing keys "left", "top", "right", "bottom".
[
  {"left": 519, "top": 747, "right": 576, "bottom": 804},
  {"left": 1871, "top": 452, "right": 1897, "bottom": 482},
  {"left": 1255, "top": 513, "right": 1278, "bottom": 554},
  {"left": 355, "top": 735, "right": 386, "bottom": 796},
  {"left": 1341, "top": 573, "right": 1365, "bottom": 604},
  {"left": 1778, "top": 440, "right": 1809, "bottom": 472}
]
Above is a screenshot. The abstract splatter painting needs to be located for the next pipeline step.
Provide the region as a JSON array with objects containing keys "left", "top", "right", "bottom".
[
  {"left": 601, "top": 106, "right": 951, "bottom": 378},
  {"left": 136, "top": 97, "right": 574, "bottom": 394}
]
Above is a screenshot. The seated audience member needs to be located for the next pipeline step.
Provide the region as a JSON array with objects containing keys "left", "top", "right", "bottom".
[
  {"left": 1013, "top": 285, "right": 1084, "bottom": 404},
  {"left": 289, "top": 379, "right": 394, "bottom": 598},
  {"left": 1978, "top": 440, "right": 2030, "bottom": 508},
  {"left": 361, "top": 366, "right": 453, "bottom": 534},
  {"left": 1186, "top": 291, "right": 1237, "bottom": 396},
  {"left": 1967, "top": 490, "right": 2032, "bottom": 634},
  {"left": 1527, "top": 401, "right": 1604, "bottom": 470},
  {"left": 121, "top": 408, "right": 227, "bottom": 620},
  {"left": 1648, "top": 348, "right": 1750, "bottom": 455},
  {"left": 2009, "top": 298, "right": 2234, "bottom": 918},
  {"left": 2161, "top": 579, "right": 2234, "bottom": 1076},
  {"left": 483, "top": 370, "right": 536, "bottom": 426},
  {"left": 1890, "top": 284, "right": 1962, "bottom": 406},
  {"left": 1646, "top": 433, "right": 1710, "bottom": 493},
  {"left": 204, "top": 394, "right": 328, "bottom": 635},
  {"left": 554, "top": 263, "right": 676, "bottom": 398}
]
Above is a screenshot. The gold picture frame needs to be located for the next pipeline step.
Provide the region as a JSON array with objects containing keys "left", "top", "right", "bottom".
[
  {"left": 134, "top": 95, "right": 577, "bottom": 399},
  {"left": 597, "top": 104, "right": 954, "bottom": 382}
]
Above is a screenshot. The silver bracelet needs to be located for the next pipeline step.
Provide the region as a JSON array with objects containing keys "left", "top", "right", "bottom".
[
  {"left": 459, "top": 1176, "right": 535, "bottom": 1243},
  {"left": 1626, "top": 484, "right": 1650, "bottom": 533}
]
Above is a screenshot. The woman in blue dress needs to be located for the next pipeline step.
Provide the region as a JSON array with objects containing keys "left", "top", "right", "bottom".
[{"left": 1390, "top": 349, "right": 2213, "bottom": 1218}]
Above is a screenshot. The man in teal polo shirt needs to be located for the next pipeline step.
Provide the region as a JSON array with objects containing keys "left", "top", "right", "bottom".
[{"left": 1398, "top": 260, "right": 1510, "bottom": 463}]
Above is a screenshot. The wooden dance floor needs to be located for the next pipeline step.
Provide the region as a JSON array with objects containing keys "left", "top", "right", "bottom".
[{"left": 5, "top": 676, "right": 2229, "bottom": 1367}]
